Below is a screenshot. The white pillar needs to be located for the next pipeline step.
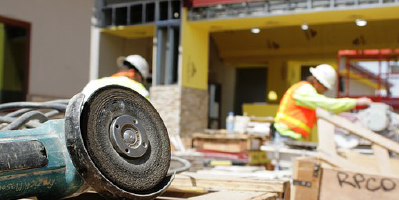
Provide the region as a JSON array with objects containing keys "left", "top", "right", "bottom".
[{"left": 89, "top": 25, "right": 101, "bottom": 80}]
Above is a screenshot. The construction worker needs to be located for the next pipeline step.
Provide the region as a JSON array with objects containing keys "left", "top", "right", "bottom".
[
  {"left": 82, "top": 54, "right": 150, "bottom": 99},
  {"left": 273, "top": 64, "right": 372, "bottom": 143}
]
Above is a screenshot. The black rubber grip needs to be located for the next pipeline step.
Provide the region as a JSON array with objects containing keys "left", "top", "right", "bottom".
[{"left": 0, "top": 140, "right": 48, "bottom": 172}]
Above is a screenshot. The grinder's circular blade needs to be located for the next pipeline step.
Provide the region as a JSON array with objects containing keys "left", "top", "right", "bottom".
[
  {"left": 65, "top": 85, "right": 172, "bottom": 199},
  {"left": 83, "top": 85, "right": 170, "bottom": 191}
]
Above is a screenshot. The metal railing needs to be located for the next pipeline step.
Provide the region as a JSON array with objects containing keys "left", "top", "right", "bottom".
[
  {"left": 95, "top": 0, "right": 181, "bottom": 28},
  {"left": 188, "top": 0, "right": 399, "bottom": 21}
]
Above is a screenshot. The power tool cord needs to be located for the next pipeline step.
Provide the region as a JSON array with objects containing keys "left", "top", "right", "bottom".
[
  {"left": 168, "top": 155, "right": 191, "bottom": 176},
  {"left": 0, "top": 99, "right": 69, "bottom": 130}
]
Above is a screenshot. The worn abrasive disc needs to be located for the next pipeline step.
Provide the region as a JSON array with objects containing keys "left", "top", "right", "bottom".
[{"left": 81, "top": 85, "right": 171, "bottom": 192}]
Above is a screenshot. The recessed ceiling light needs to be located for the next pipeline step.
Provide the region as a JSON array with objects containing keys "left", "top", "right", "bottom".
[
  {"left": 301, "top": 23, "right": 309, "bottom": 30},
  {"left": 251, "top": 28, "right": 260, "bottom": 34},
  {"left": 356, "top": 19, "right": 367, "bottom": 27}
]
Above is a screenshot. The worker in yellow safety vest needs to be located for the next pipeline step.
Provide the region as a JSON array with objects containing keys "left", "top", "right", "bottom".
[
  {"left": 273, "top": 64, "right": 372, "bottom": 142},
  {"left": 82, "top": 54, "right": 150, "bottom": 99}
]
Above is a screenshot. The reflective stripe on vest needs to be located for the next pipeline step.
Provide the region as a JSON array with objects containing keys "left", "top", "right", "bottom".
[
  {"left": 276, "top": 113, "right": 311, "bottom": 133},
  {"left": 275, "top": 81, "right": 315, "bottom": 138}
]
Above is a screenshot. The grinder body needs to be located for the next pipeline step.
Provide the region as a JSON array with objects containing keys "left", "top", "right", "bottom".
[{"left": 0, "top": 119, "right": 85, "bottom": 199}]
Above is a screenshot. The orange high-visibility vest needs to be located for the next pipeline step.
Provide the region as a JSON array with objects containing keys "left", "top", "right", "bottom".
[
  {"left": 275, "top": 81, "right": 316, "bottom": 139},
  {"left": 111, "top": 70, "right": 135, "bottom": 79}
]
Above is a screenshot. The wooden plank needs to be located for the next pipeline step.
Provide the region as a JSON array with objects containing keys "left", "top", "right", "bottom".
[
  {"left": 198, "top": 139, "right": 246, "bottom": 152},
  {"left": 317, "top": 151, "right": 372, "bottom": 173},
  {"left": 170, "top": 172, "right": 287, "bottom": 194},
  {"left": 192, "top": 133, "right": 263, "bottom": 152},
  {"left": 372, "top": 144, "right": 393, "bottom": 175},
  {"left": 291, "top": 158, "right": 321, "bottom": 200},
  {"left": 319, "top": 167, "right": 399, "bottom": 200},
  {"left": 188, "top": 191, "right": 277, "bottom": 200},
  {"left": 341, "top": 150, "right": 399, "bottom": 175},
  {"left": 317, "top": 119, "right": 337, "bottom": 156},
  {"left": 316, "top": 108, "right": 399, "bottom": 154},
  {"left": 283, "top": 181, "right": 290, "bottom": 200},
  {"left": 192, "top": 133, "right": 261, "bottom": 140}
]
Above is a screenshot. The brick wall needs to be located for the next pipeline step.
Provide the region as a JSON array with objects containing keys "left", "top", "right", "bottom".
[{"left": 150, "top": 85, "right": 208, "bottom": 144}]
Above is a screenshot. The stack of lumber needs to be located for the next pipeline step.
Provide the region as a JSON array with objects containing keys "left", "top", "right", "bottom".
[
  {"left": 191, "top": 132, "right": 268, "bottom": 165},
  {"left": 167, "top": 171, "right": 289, "bottom": 200},
  {"left": 192, "top": 133, "right": 264, "bottom": 153}
]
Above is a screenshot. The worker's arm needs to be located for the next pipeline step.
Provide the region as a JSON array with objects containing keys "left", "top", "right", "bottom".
[{"left": 293, "top": 84, "right": 356, "bottom": 113}]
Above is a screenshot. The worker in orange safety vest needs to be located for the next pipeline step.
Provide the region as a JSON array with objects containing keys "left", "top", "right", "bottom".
[
  {"left": 82, "top": 54, "right": 150, "bottom": 100},
  {"left": 273, "top": 64, "right": 372, "bottom": 142}
]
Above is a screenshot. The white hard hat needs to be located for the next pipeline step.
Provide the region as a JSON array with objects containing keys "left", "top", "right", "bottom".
[
  {"left": 117, "top": 55, "right": 149, "bottom": 79},
  {"left": 309, "top": 64, "right": 337, "bottom": 90}
]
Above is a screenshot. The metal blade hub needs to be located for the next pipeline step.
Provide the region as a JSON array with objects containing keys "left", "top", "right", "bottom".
[{"left": 110, "top": 115, "right": 149, "bottom": 158}]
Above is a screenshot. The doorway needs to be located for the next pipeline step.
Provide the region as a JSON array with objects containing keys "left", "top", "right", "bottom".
[
  {"left": 0, "top": 16, "right": 30, "bottom": 103},
  {"left": 234, "top": 67, "right": 267, "bottom": 115}
]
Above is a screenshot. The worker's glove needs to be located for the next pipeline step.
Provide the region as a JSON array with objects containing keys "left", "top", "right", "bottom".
[{"left": 355, "top": 97, "right": 373, "bottom": 108}]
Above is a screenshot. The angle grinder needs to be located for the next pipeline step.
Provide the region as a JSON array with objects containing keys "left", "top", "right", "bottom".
[{"left": 0, "top": 85, "right": 173, "bottom": 199}]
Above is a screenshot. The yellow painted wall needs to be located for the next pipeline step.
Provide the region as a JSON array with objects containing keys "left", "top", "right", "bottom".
[
  {"left": 181, "top": 8, "right": 209, "bottom": 90},
  {"left": 267, "top": 60, "right": 288, "bottom": 103},
  {"left": 243, "top": 103, "right": 278, "bottom": 117},
  {"left": 286, "top": 61, "right": 302, "bottom": 88},
  {"left": 310, "top": 125, "right": 318, "bottom": 143}
]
